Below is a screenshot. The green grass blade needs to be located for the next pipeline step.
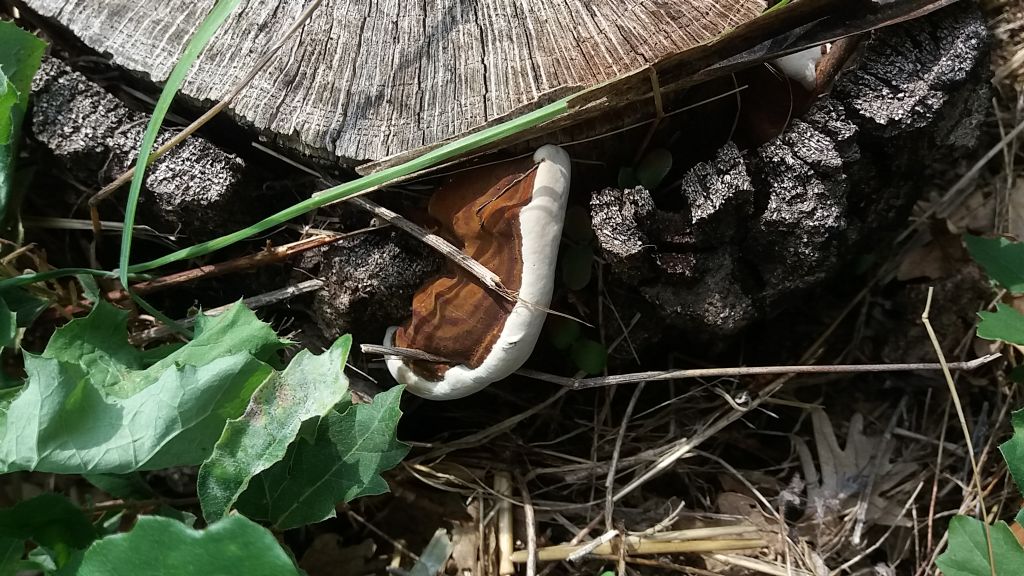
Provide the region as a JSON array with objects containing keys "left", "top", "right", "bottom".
[
  {"left": 117, "top": 0, "right": 243, "bottom": 333},
  {"left": 0, "top": 268, "right": 135, "bottom": 290},
  {"left": 126, "top": 97, "right": 569, "bottom": 274}
]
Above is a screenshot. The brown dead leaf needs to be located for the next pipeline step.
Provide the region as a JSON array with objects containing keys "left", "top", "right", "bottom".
[
  {"left": 1013, "top": 521, "right": 1024, "bottom": 548},
  {"left": 947, "top": 186, "right": 997, "bottom": 235},
  {"left": 1007, "top": 179, "right": 1024, "bottom": 240},
  {"left": 896, "top": 224, "right": 971, "bottom": 282}
]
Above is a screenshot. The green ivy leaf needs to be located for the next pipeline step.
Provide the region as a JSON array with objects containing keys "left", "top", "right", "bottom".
[
  {"left": 977, "top": 304, "right": 1024, "bottom": 346},
  {"left": 237, "top": 386, "right": 408, "bottom": 530},
  {"left": 1000, "top": 409, "right": 1024, "bottom": 496},
  {"left": 936, "top": 516, "right": 1024, "bottom": 576},
  {"left": 77, "top": 515, "right": 301, "bottom": 576},
  {"left": 198, "top": 335, "right": 352, "bottom": 522},
  {"left": 0, "top": 302, "right": 285, "bottom": 474},
  {"left": 965, "top": 235, "right": 1024, "bottom": 295},
  {"left": 0, "top": 21, "right": 45, "bottom": 238},
  {"left": 0, "top": 493, "right": 96, "bottom": 566}
]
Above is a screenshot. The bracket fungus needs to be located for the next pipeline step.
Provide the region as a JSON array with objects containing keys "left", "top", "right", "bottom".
[{"left": 385, "top": 145, "right": 572, "bottom": 400}]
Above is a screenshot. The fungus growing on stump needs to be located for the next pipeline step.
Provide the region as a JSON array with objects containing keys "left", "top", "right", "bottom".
[{"left": 385, "top": 145, "right": 572, "bottom": 400}]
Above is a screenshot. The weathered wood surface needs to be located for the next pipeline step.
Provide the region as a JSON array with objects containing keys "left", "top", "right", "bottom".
[{"left": 20, "top": 0, "right": 766, "bottom": 164}]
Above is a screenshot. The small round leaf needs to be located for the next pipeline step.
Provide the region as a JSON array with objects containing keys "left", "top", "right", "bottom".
[
  {"left": 561, "top": 244, "right": 594, "bottom": 291},
  {"left": 546, "top": 316, "right": 582, "bottom": 351},
  {"left": 564, "top": 205, "right": 594, "bottom": 242},
  {"left": 571, "top": 338, "right": 607, "bottom": 375},
  {"left": 636, "top": 148, "right": 673, "bottom": 191}
]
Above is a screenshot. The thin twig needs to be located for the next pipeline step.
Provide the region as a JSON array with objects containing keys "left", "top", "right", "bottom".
[
  {"left": 516, "top": 473, "right": 538, "bottom": 576},
  {"left": 852, "top": 396, "right": 907, "bottom": 545},
  {"left": 920, "top": 287, "right": 995, "bottom": 574},
  {"left": 605, "top": 382, "right": 645, "bottom": 530},
  {"left": 496, "top": 472, "right": 515, "bottom": 576},
  {"left": 830, "top": 481, "right": 925, "bottom": 574},
  {"left": 348, "top": 510, "right": 421, "bottom": 563},
  {"left": 510, "top": 533, "right": 765, "bottom": 563},
  {"left": 709, "top": 553, "right": 814, "bottom": 576},
  {"left": 349, "top": 197, "right": 514, "bottom": 302},
  {"left": 541, "top": 356, "right": 1001, "bottom": 389},
  {"left": 129, "top": 279, "right": 322, "bottom": 344},
  {"left": 365, "top": 346, "right": 1000, "bottom": 387},
  {"left": 111, "top": 232, "right": 354, "bottom": 299},
  {"left": 896, "top": 116, "right": 1024, "bottom": 244}
]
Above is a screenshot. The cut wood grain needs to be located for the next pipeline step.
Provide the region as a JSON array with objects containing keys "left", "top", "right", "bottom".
[{"left": 20, "top": 0, "right": 767, "bottom": 164}]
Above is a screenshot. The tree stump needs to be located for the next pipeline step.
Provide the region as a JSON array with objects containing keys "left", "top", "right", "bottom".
[
  {"left": 18, "top": 1, "right": 991, "bottom": 353},
  {"left": 18, "top": 0, "right": 768, "bottom": 164}
]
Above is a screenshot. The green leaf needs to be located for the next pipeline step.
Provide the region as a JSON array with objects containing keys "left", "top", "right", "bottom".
[
  {"left": 937, "top": 516, "right": 1024, "bottom": 576},
  {"left": 198, "top": 336, "right": 352, "bottom": 522},
  {"left": 84, "top": 474, "right": 156, "bottom": 500},
  {"left": 0, "top": 21, "right": 44, "bottom": 238},
  {"left": 617, "top": 167, "right": 639, "bottom": 190},
  {"left": 571, "top": 338, "right": 607, "bottom": 375},
  {"left": 40, "top": 301, "right": 147, "bottom": 390},
  {"left": 0, "top": 537, "right": 20, "bottom": 576},
  {"left": 563, "top": 205, "right": 593, "bottom": 243},
  {"left": 43, "top": 300, "right": 282, "bottom": 397},
  {"left": 237, "top": 386, "right": 408, "bottom": 530},
  {"left": 546, "top": 316, "right": 581, "bottom": 351},
  {"left": 977, "top": 304, "right": 1024, "bottom": 346},
  {"left": 0, "top": 302, "right": 284, "bottom": 474},
  {"left": 635, "top": 148, "right": 673, "bottom": 191},
  {"left": 965, "top": 235, "right": 1024, "bottom": 295},
  {"left": 75, "top": 274, "right": 103, "bottom": 305},
  {"left": 1000, "top": 409, "right": 1024, "bottom": 496},
  {"left": 561, "top": 244, "right": 594, "bottom": 291},
  {"left": 0, "top": 494, "right": 96, "bottom": 565},
  {"left": 77, "top": 515, "right": 301, "bottom": 576},
  {"left": 0, "top": 298, "right": 14, "bottom": 348},
  {"left": 0, "top": 287, "right": 48, "bottom": 329}
]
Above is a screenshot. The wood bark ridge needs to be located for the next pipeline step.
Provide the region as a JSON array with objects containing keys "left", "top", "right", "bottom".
[{"left": 21, "top": 0, "right": 766, "bottom": 164}]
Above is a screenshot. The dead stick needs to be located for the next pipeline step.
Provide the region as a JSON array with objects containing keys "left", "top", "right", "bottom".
[
  {"left": 129, "top": 279, "right": 322, "bottom": 344},
  {"left": 108, "top": 229, "right": 372, "bottom": 301},
  {"left": 128, "top": 234, "right": 345, "bottom": 297},
  {"left": 361, "top": 345, "right": 1001, "bottom": 387},
  {"left": 509, "top": 537, "right": 766, "bottom": 563},
  {"left": 348, "top": 197, "right": 515, "bottom": 303}
]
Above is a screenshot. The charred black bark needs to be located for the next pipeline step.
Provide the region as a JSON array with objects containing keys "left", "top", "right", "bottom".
[{"left": 590, "top": 4, "right": 990, "bottom": 339}]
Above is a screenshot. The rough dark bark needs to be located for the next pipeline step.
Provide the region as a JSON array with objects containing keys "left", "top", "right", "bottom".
[
  {"left": 29, "top": 57, "right": 251, "bottom": 241},
  {"left": 312, "top": 230, "right": 443, "bottom": 346},
  {"left": 589, "top": 3, "right": 989, "bottom": 338}
]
